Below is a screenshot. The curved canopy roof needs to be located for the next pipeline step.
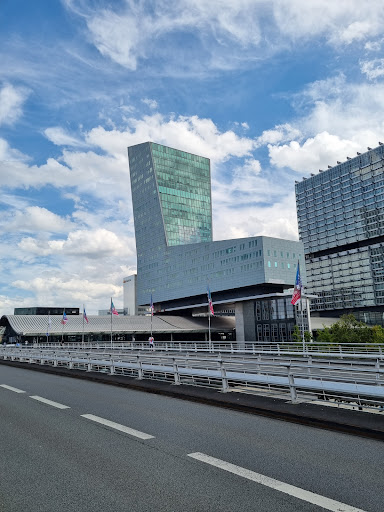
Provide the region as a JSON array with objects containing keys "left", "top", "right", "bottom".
[{"left": 0, "top": 315, "right": 235, "bottom": 336}]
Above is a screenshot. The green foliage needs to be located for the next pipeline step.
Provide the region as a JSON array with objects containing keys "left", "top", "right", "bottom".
[
  {"left": 313, "top": 314, "right": 384, "bottom": 347},
  {"left": 292, "top": 325, "right": 302, "bottom": 344}
]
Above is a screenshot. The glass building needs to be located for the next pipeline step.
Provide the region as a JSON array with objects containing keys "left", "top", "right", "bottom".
[
  {"left": 128, "top": 142, "right": 305, "bottom": 341},
  {"left": 296, "top": 143, "right": 384, "bottom": 325}
]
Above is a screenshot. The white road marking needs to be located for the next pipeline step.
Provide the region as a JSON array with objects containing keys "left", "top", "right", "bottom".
[
  {"left": 81, "top": 414, "right": 154, "bottom": 440},
  {"left": 29, "top": 396, "right": 70, "bottom": 409},
  {"left": 0, "top": 384, "right": 26, "bottom": 393},
  {"left": 188, "top": 452, "right": 367, "bottom": 512}
]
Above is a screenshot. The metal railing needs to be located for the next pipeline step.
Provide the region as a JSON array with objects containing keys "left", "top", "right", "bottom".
[
  {"left": 1, "top": 347, "right": 384, "bottom": 412},
  {"left": 22, "top": 340, "right": 384, "bottom": 358}
]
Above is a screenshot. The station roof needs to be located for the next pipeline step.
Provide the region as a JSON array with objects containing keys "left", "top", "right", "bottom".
[{"left": 0, "top": 315, "right": 235, "bottom": 336}]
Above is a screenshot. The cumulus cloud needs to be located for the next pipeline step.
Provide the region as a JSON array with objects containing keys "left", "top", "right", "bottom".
[
  {"left": 11, "top": 276, "right": 122, "bottom": 303},
  {"left": 256, "top": 124, "right": 302, "bottom": 147},
  {"left": 18, "top": 228, "right": 134, "bottom": 259},
  {"left": 3, "top": 206, "right": 73, "bottom": 233},
  {"left": 0, "top": 83, "right": 29, "bottom": 126},
  {"left": 268, "top": 132, "right": 361, "bottom": 173}
]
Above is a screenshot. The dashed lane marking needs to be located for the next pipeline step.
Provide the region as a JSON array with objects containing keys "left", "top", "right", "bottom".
[
  {"left": 188, "top": 452, "right": 367, "bottom": 512},
  {"left": 0, "top": 384, "right": 26, "bottom": 393},
  {"left": 81, "top": 414, "right": 155, "bottom": 440},
  {"left": 29, "top": 395, "right": 70, "bottom": 409}
]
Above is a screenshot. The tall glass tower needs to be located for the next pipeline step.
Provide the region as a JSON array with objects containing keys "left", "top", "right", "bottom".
[
  {"left": 129, "top": 141, "right": 304, "bottom": 315},
  {"left": 129, "top": 142, "right": 212, "bottom": 251}
]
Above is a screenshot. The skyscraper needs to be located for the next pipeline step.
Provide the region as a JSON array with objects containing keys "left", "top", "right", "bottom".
[
  {"left": 296, "top": 143, "right": 384, "bottom": 325},
  {"left": 129, "top": 142, "right": 305, "bottom": 341}
]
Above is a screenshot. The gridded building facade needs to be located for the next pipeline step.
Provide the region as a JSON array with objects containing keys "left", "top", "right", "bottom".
[
  {"left": 129, "top": 142, "right": 305, "bottom": 317},
  {"left": 296, "top": 143, "right": 384, "bottom": 324}
]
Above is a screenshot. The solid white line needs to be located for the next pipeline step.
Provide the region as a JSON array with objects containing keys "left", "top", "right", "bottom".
[
  {"left": 29, "top": 396, "right": 70, "bottom": 409},
  {"left": 81, "top": 414, "right": 154, "bottom": 440},
  {"left": 188, "top": 452, "right": 367, "bottom": 512},
  {"left": 0, "top": 384, "right": 26, "bottom": 393}
]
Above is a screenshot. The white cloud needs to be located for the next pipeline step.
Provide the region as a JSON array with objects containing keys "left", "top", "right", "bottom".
[
  {"left": 256, "top": 123, "right": 302, "bottom": 146},
  {"left": 63, "top": 0, "right": 384, "bottom": 73},
  {"left": 0, "top": 83, "right": 29, "bottom": 126},
  {"left": 360, "top": 59, "right": 384, "bottom": 81},
  {"left": 273, "top": 0, "right": 384, "bottom": 46},
  {"left": 4, "top": 206, "right": 73, "bottom": 233},
  {"left": 141, "top": 98, "right": 158, "bottom": 109},
  {"left": 11, "top": 276, "right": 122, "bottom": 304},
  {"left": 44, "top": 127, "right": 86, "bottom": 147},
  {"left": 18, "top": 228, "right": 134, "bottom": 259},
  {"left": 268, "top": 132, "right": 361, "bottom": 173}
]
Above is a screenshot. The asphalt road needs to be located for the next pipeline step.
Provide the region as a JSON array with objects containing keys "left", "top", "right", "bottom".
[{"left": 0, "top": 365, "right": 383, "bottom": 512}]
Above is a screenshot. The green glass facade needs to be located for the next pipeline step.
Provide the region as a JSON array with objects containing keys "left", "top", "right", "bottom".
[{"left": 151, "top": 143, "right": 212, "bottom": 246}]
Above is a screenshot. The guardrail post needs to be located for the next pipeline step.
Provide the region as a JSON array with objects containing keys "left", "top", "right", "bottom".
[
  {"left": 87, "top": 359, "right": 92, "bottom": 372},
  {"left": 287, "top": 366, "right": 297, "bottom": 403},
  {"left": 110, "top": 361, "right": 115, "bottom": 375},
  {"left": 194, "top": 342, "right": 197, "bottom": 352},
  {"left": 277, "top": 344, "right": 281, "bottom": 356},
  {"left": 376, "top": 359, "right": 381, "bottom": 384},
  {"left": 53, "top": 354, "right": 58, "bottom": 367},
  {"left": 338, "top": 345, "right": 343, "bottom": 359},
  {"left": 173, "top": 358, "right": 180, "bottom": 385},
  {"left": 257, "top": 354, "right": 261, "bottom": 374},
  {"left": 68, "top": 357, "right": 73, "bottom": 370},
  {"left": 219, "top": 359, "right": 229, "bottom": 393},
  {"left": 307, "top": 356, "right": 312, "bottom": 379},
  {"left": 137, "top": 355, "right": 143, "bottom": 380},
  {"left": 252, "top": 343, "right": 255, "bottom": 355}
]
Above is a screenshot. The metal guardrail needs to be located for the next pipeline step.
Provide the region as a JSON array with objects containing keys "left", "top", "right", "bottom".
[
  {"left": 21, "top": 340, "right": 384, "bottom": 358},
  {"left": 1, "top": 347, "right": 384, "bottom": 412}
]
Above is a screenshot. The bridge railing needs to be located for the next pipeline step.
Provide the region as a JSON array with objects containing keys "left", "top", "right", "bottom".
[
  {"left": 1, "top": 347, "right": 383, "bottom": 412},
  {"left": 20, "top": 340, "right": 384, "bottom": 358}
]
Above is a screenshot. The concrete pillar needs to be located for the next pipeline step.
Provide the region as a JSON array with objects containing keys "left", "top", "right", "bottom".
[{"left": 235, "top": 302, "right": 245, "bottom": 350}]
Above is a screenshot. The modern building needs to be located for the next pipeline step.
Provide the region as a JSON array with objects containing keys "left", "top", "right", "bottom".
[
  {"left": 123, "top": 274, "right": 137, "bottom": 315},
  {"left": 0, "top": 314, "right": 235, "bottom": 344},
  {"left": 128, "top": 142, "right": 306, "bottom": 342},
  {"left": 296, "top": 143, "right": 384, "bottom": 326},
  {"left": 14, "top": 307, "right": 79, "bottom": 316}
]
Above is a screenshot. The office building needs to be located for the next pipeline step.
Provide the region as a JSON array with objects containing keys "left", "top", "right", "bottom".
[
  {"left": 14, "top": 307, "right": 79, "bottom": 316},
  {"left": 128, "top": 142, "right": 306, "bottom": 342},
  {"left": 296, "top": 143, "right": 384, "bottom": 325}
]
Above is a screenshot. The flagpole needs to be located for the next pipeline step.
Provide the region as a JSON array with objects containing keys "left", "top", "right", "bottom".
[
  {"left": 61, "top": 309, "right": 64, "bottom": 343},
  {"left": 110, "top": 297, "right": 113, "bottom": 350},
  {"left": 300, "top": 294, "right": 305, "bottom": 354},
  {"left": 208, "top": 305, "right": 211, "bottom": 352}
]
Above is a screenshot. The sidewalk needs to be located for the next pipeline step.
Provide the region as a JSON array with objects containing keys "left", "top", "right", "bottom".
[{"left": 1, "top": 358, "right": 383, "bottom": 441}]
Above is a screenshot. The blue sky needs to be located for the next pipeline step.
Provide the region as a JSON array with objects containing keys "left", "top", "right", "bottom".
[{"left": 1, "top": 0, "right": 384, "bottom": 313}]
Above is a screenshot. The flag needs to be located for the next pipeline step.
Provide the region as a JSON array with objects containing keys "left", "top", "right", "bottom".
[
  {"left": 111, "top": 299, "right": 119, "bottom": 316},
  {"left": 291, "top": 261, "right": 302, "bottom": 305},
  {"left": 83, "top": 307, "right": 89, "bottom": 324},
  {"left": 207, "top": 286, "right": 214, "bottom": 316},
  {"left": 61, "top": 310, "right": 68, "bottom": 324},
  {"left": 150, "top": 294, "right": 154, "bottom": 316}
]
